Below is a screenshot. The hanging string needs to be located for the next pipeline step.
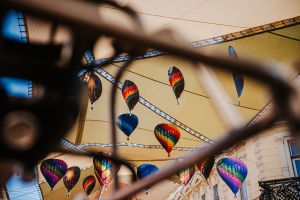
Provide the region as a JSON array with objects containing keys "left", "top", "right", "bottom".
[{"left": 98, "top": 186, "right": 105, "bottom": 200}]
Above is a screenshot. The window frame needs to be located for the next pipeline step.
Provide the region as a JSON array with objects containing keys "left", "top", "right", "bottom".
[
  {"left": 213, "top": 184, "right": 219, "bottom": 200},
  {"left": 289, "top": 141, "right": 300, "bottom": 177}
]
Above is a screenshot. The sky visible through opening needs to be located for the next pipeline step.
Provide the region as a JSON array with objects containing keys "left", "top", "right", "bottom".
[{"left": 2, "top": 10, "right": 42, "bottom": 200}]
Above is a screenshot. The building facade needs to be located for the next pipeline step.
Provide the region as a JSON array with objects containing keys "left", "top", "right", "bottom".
[{"left": 167, "top": 101, "right": 300, "bottom": 200}]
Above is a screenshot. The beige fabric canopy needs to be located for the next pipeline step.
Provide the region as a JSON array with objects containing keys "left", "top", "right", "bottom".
[{"left": 27, "top": 0, "right": 300, "bottom": 199}]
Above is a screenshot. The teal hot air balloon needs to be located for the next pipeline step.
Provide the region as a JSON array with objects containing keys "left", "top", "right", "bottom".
[
  {"left": 63, "top": 166, "right": 81, "bottom": 197},
  {"left": 217, "top": 157, "right": 248, "bottom": 195},
  {"left": 116, "top": 113, "right": 139, "bottom": 140},
  {"left": 229, "top": 46, "right": 244, "bottom": 105},
  {"left": 137, "top": 164, "right": 159, "bottom": 194},
  {"left": 40, "top": 159, "right": 68, "bottom": 191},
  {"left": 168, "top": 66, "right": 184, "bottom": 105}
]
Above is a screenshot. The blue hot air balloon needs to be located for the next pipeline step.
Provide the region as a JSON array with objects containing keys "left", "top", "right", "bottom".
[
  {"left": 137, "top": 164, "right": 159, "bottom": 195},
  {"left": 229, "top": 45, "right": 244, "bottom": 105},
  {"left": 116, "top": 113, "right": 139, "bottom": 140}
]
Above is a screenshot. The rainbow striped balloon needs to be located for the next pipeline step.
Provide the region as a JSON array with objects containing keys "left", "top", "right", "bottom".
[
  {"left": 217, "top": 157, "right": 248, "bottom": 195},
  {"left": 197, "top": 155, "right": 215, "bottom": 181},
  {"left": 93, "top": 152, "right": 121, "bottom": 187},
  {"left": 154, "top": 124, "right": 180, "bottom": 157},
  {"left": 122, "top": 80, "right": 139, "bottom": 113},
  {"left": 168, "top": 66, "right": 184, "bottom": 104},
  {"left": 82, "top": 175, "right": 96, "bottom": 196},
  {"left": 176, "top": 164, "right": 195, "bottom": 186},
  {"left": 94, "top": 169, "right": 104, "bottom": 187},
  {"left": 40, "top": 159, "right": 68, "bottom": 190}
]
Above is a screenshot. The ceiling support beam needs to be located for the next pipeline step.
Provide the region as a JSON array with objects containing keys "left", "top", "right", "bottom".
[{"left": 75, "top": 96, "right": 89, "bottom": 145}]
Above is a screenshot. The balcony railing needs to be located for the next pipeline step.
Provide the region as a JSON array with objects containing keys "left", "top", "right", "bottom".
[{"left": 259, "top": 177, "right": 300, "bottom": 200}]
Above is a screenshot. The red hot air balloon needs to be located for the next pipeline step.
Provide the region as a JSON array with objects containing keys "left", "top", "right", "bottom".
[
  {"left": 197, "top": 155, "right": 215, "bottom": 181},
  {"left": 63, "top": 166, "right": 81, "bottom": 197},
  {"left": 121, "top": 80, "right": 139, "bottom": 114},
  {"left": 40, "top": 159, "right": 68, "bottom": 191},
  {"left": 176, "top": 163, "right": 195, "bottom": 186},
  {"left": 168, "top": 66, "right": 184, "bottom": 104},
  {"left": 93, "top": 152, "right": 121, "bottom": 188},
  {"left": 83, "top": 175, "right": 96, "bottom": 197},
  {"left": 154, "top": 123, "right": 180, "bottom": 157}
]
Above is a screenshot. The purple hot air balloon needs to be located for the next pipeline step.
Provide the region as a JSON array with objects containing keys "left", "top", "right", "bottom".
[
  {"left": 217, "top": 157, "right": 248, "bottom": 195},
  {"left": 40, "top": 159, "right": 68, "bottom": 191}
]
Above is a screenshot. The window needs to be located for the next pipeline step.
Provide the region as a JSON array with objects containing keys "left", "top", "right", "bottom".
[
  {"left": 289, "top": 141, "right": 300, "bottom": 176},
  {"left": 201, "top": 194, "right": 205, "bottom": 200},
  {"left": 213, "top": 185, "right": 219, "bottom": 200}
]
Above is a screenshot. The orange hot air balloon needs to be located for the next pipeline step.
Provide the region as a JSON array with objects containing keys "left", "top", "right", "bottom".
[
  {"left": 80, "top": 70, "right": 102, "bottom": 110},
  {"left": 63, "top": 166, "right": 81, "bottom": 197}
]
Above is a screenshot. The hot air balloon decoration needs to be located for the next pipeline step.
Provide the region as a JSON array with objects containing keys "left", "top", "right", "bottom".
[
  {"left": 176, "top": 163, "right": 195, "bottom": 186},
  {"left": 137, "top": 164, "right": 159, "bottom": 195},
  {"left": 228, "top": 46, "right": 244, "bottom": 105},
  {"left": 217, "top": 157, "right": 248, "bottom": 195},
  {"left": 197, "top": 155, "right": 215, "bottom": 181},
  {"left": 93, "top": 152, "right": 121, "bottom": 199},
  {"left": 116, "top": 113, "right": 139, "bottom": 140},
  {"left": 94, "top": 169, "right": 105, "bottom": 200},
  {"left": 40, "top": 159, "right": 68, "bottom": 191},
  {"left": 94, "top": 169, "right": 104, "bottom": 187},
  {"left": 83, "top": 175, "right": 96, "bottom": 197},
  {"left": 63, "top": 166, "right": 81, "bottom": 197},
  {"left": 168, "top": 66, "right": 184, "bottom": 104},
  {"left": 154, "top": 123, "right": 180, "bottom": 157},
  {"left": 121, "top": 80, "right": 139, "bottom": 114},
  {"left": 93, "top": 152, "right": 121, "bottom": 189},
  {"left": 80, "top": 70, "right": 102, "bottom": 110}
]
